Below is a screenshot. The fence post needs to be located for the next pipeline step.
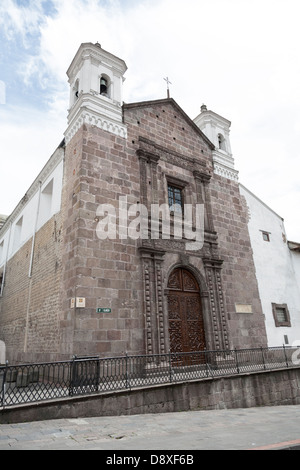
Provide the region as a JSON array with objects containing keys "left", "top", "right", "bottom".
[
  {"left": 125, "top": 352, "right": 131, "bottom": 390},
  {"left": 0, "top": 361, "right": 8, "bottom": 407},
  {"left": 234, "top": 348, "right": 240, "bottom": 374},
  {"left": 204, "top": 349, "right": 209, "bottom": 377},
  {"left": 169, "top": 350, "right": 173, "bottom": 383},
  {"left": 69, "top": 355, "right": 76, "bottom": 396},
  {"left": 261, "top": 346, "right": 266, "bottom": 370},
  {"left": 283, "top": 344, "right": 289, "bottom": 368},
  {"left": 96, "top": 358, "right": 100, "bottom": 392}
]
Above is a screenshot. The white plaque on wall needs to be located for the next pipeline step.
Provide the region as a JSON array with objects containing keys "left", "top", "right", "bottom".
[{"left": 235, "top": 303, "right": 253, "bottom": 314}]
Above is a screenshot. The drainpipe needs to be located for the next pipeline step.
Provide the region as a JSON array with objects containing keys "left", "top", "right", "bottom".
[
  {"left": 0, "top": 222, "right": 12, "bottom": 297},
  {"left": 28, "top": 181, "right": 42, "bottom": 278},
  {"left": 24, "top": 181, "right": 42, "bottom": 353}
]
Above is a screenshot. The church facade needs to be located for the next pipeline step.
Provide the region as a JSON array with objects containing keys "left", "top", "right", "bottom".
[{"left": 0, "top": 43, "right": 298, "bottom": 364}]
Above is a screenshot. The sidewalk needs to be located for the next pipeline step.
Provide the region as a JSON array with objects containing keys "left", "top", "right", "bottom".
[{"left": 0, "top": 404, "right": 300, "bottom": 450}]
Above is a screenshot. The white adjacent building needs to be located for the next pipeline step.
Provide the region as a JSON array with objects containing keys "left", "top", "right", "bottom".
[
  {"left": 196, "top": 105, "right": 300, "bottom": 347},
  {"left": 240, "top": 185, "right": 300, "bottom": 347}
]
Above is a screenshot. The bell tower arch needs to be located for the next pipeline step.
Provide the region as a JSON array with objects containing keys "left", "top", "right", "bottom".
[
  {"left": 65, "top": 42, "right": 128, "bottom": 143},
  {"left": 194, "top": 104, "right": 239, "bottom": 182}
]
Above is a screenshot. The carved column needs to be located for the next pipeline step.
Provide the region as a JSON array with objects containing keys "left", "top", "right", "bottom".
[
  {"left": 139, "top": 248, "right": 165, "bottom": 356},
  {"left": 203, "top": 179, "right": 215, "bottom": 233},
  {"left": 141, "top": 252, "right": 153, "bottom": 355},
  {"left": 203, "top": 258, "right": 229, "bottom": 350},
  {"left": 137, "top": 149, "right": 160, "bottom": 208},
  {"left": 215, "top": 267, "right": 229, "bottom": 349},
  {"left": 137, "top": 150, "right": 148, "bottom": 208},
  {"left": 150, "top": 158, "right": 160, "bottom": 205},
  {"left": 154, "top": 253, "right": 165, "bottom": 354},
  {"left": 193, "top": 170, "right": 214, "bottom": 232}
]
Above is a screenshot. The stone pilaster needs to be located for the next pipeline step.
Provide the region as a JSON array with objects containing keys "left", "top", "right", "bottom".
[
  {"left": 203, "top": 258, "right": 229, "bottom": 350},
  {"left": 139, "top": 248, "right": 165, "bottom": 356}
]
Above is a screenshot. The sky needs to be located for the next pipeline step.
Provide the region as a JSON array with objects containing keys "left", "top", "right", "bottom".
[{"left": 0, "top": 0, "right": 299, "bottom": 241}]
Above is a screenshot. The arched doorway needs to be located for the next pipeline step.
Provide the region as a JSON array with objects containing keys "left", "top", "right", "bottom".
[{"left": 167, "top": 268, "right": 206, "bottom": 355}]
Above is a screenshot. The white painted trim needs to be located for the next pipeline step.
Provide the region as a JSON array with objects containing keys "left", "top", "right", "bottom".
[{"left": 65, "top": 107, "right": 127, "bottom": 143}]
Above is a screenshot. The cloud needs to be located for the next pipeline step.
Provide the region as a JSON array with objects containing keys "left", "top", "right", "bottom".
[
  {"left": 0, "top": 0, "right": 45, "bottom": 43},
  {"left": 0, "top": 0, "right": 299, "bottom": 240},
  {"left": 0, "top": 103, "right": 64, "bottom": 211}
]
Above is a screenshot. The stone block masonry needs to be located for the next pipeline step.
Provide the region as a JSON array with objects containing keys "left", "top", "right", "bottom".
[
  {"left": 1, "top": 368, "right": 299, "bottom": 424},
  {"left": 0, "top": 40, "right": 275, "bottom": 363},
  {"left": 59, "top": 97, "right": 266, "bottom": 358},
  {"left": 0, "top": 214, "right": 63, "bottom": 364},
  {"left": 59, "top": 123, "right": 145, "bottom": 358},
  {"left": 0, "top": 98, "right": 268, "bottom": 363}
]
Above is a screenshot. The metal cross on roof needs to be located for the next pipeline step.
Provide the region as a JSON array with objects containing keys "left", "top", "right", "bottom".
[{"left": 164, "top": 77, "right": 172, "bottom": 98}]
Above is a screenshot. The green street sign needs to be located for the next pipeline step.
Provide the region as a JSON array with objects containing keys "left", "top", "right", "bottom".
[{"left": 97, "top": 308, "right": 111, "bottom": 313}]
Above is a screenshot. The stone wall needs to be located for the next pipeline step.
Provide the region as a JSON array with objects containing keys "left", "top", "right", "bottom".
[
  {"left": 124, "top": 99, "right": 267, "bottom": 350},
  {"left": 59, "top": 122, "right": 145, "bottom": 358},
  {"left": 0, "top": 98, "right": 268, "bottom": 363},
  {"left": 0, "top": 214, "right": 63, "bottom": 363},
  {"left": 1, "top": 368, "right": 299, "bottom": 424}
]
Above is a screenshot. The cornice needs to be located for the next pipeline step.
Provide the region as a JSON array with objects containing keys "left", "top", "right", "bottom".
[
  {"left": 194, "top": 109, "right": 231, "bottom": 128},
  {"left": 137, "top": 149, "right": 160, "bottom": 164},
  {"left": 137, "top": 136, "right": 212, "bottom": 176},
  {"left": 213, "top": 162, "right": 239, "bottom": 182},
  {"left": 67, "top": 42, "right": 127, "bottom": 81},
  {"left": 64, "top": 107, "right": 128, "bottom": 143},
  {"left": 193, "top": 169, "right": 212, "bottom": 183}
]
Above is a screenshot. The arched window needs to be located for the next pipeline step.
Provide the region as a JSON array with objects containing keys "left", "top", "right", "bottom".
[
  {"left": 100, "top": 74, "right": 110, "bottom": 98},
  {"left": 73, "top": 79, "right": 79, "bottom": 103},
  {"left": 218, "top": 133, "right": 226, "bottom": 151}
]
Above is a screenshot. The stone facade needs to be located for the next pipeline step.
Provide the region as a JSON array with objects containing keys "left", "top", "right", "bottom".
[
  {"left": 0, "top": 215, "right": 63, "bottom": 363},
  {"left": 0, "top": 43, "right": 269, "bottom": 364},
  {"left": 56, "top": 96, "right": 267, "bottom": 360},
  {"left": 59, "top": 120, "right": 144, "bottom": 358}
]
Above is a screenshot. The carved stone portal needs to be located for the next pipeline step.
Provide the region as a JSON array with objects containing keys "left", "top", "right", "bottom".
[
  {"left": 140, "top": 245, "right": 230, "bottom": 357},
  {"left": 167, "top": 268, "right": 206, "bottom": 354}
]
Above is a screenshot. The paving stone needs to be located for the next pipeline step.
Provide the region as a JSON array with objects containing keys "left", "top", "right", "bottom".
[{"left": 1, "top": 405, "right": 300, "bottom": 450}]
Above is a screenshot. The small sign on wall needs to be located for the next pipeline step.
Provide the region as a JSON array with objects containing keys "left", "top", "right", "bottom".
[
  {"left": 76, "top": 297, "right": 86, "bottom": 308},
  {"left": 235, "top": 303, "right": 253, "bottom": 314},
  {"left": 97, "top": 308, "right": 111, "bottom": 313}
]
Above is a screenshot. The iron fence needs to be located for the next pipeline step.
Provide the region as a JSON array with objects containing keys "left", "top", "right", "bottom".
[{"left": 0, "top": 346, "right": 299, "bottom": 408}]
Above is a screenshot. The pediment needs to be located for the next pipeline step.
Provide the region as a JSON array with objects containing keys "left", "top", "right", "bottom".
[{"left": 123, "top": 98, "right": 215, "bottom": 150}]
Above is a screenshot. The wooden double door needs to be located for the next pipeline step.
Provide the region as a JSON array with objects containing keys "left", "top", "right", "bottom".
[{"left": 167, "top": 268, "right": 206, "bottom": 355}]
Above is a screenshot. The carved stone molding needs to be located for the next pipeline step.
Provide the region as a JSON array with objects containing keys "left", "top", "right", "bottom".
[
  {"left": 143, "top": 255, "right": 152, "bottom": 354},
  {"left": 203, "top": 258, "right": 229, "bottom": 350},
  {"left": 140, "top": 238, "right": 186, "bottom": 253},
  {"left": 213, "top": 162, "right": 239, "bottom": 182},
  {"left": 193, "top": 170, "right": 212, "bottom": 183},
  {"left": 65, "top": 108, "right": 127, "bottom": 143},
  {"left": 139, "top": 248, "right": 166, "bottom": 355},
  {"left": 215, "top": 269, "right": 229, "bottom": 348},
  {"left": 137, "top": 136, "right": 212, "bottom": 175},
  {"left": 137, "top": 149, "right": 160, "bottom": 165}
]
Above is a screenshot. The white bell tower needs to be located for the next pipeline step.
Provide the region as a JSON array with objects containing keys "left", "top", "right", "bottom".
[
  {"left": 194, "top": 105, "right": 238, "bottom": 182},
  {"left": 65, "top": 42, "right": 128, "bottom": 143}
]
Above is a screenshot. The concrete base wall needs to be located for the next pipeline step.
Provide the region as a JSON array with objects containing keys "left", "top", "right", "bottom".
[{"left": 1, "top": 368, "right": 300, "bottom": 424}]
